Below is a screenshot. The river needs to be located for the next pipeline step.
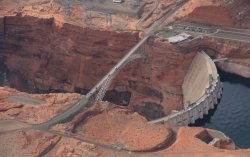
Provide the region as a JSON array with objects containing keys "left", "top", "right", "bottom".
[{"left": 194, "top": 70, "right": 250, "bottom": 148}]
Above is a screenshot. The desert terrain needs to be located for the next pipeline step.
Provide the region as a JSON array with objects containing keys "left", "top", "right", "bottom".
[{"left": 0, "top": 0, "right": 250, "bottom": 156}]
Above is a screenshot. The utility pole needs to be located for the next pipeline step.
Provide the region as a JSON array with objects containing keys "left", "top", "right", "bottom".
[
  {"left": 49, "top": 0, "right": 54, "bottom": 8},
  {"left": 62, "top": 0, "right": 71, "bottom": 16},
  {"left": 85, "top": 7, "right": 92, "bottom": 22},
  {"left": 16, "top": 0, "right": 23, "bottom": 14},
  {"left": 135, "top": 0, "right": 140, "bottom": 7},
  {"left": 106, "top": 12, "right": 112, "bottom": 26}
]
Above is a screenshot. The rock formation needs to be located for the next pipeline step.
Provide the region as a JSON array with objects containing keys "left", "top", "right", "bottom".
[{"left": 0, "top": 0, "right": 250, "bottom": 156}]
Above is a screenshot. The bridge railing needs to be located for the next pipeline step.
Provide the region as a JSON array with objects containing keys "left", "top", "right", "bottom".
[{"left": 85, "top": 36, "right": 149, "bottom": 101}]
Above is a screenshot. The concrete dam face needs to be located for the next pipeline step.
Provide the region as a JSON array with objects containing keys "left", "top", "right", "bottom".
[{"left": 150, "top": 52, "right": 222, "bottom": 126}]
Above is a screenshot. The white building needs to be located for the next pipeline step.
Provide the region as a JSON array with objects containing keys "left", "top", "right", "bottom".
[
  {"left": 113, "top": 0, "right": 123, "bottom": 3},
  {"left": 167, "top": 33, "right": 192, "bottom": 43}
]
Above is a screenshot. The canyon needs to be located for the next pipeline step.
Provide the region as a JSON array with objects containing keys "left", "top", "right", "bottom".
[
  {"left": 0, "top": 0, "right": 250, "bottom": 156},
  {"left": 0, "top": 14, "right": 196, "bottom": 119}
]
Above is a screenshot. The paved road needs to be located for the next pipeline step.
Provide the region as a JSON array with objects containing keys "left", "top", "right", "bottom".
[
  {"left": 35, "top": 98, "right": 90, "bottom": 129},
  {"left": 0, "top": 120, "right": 31, "bottom": 133},
  {"left": 172, "top": 22, "right": 250, "bottom": 43},
  {"left": 34, "top": 0, "right": 188, "bottom": 130},
  {"left": 213, "top": 29, "right": 250, "bottom": 43},
  {"left": 6, "top": 95, "right": 44, "bottom": 105},
  {"left": 146, "top": 0, "right": 188, "bottom": 35}
]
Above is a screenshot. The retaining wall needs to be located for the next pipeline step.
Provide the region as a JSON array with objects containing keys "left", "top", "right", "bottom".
[{"left": 149, "top": 52, "right": 222, "bottom": 127}]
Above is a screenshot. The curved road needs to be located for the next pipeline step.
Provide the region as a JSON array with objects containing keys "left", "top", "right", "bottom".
[
  {"left": 0, "top": 0, "right": 197, "bottom": 155},
  {"left": 34, "top": 0, "right": 189, "bottom": 130}
]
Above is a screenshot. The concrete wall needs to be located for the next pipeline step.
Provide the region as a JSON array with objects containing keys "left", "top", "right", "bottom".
[
  {"left": 149, "top": 52, "right": 223, "bottom": 127},
  {"left": 182, "top": 52, "right": 217, "bottom": 107}
]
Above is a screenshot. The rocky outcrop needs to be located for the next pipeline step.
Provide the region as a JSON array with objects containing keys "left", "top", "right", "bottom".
[
  {"left": 222, "top": 0, "right": 250, "bottom": 29},
  {"left": 177, "top": 0, "right": 250, "bottom": 29},
  {"left": 0, "top": 87, "right": 82, "bottom": 124},
  {"left": 0, "top": 15, "right": 139, "bottom": 91},
  {"left": 1, "top": 125, "right": 249, "bottom": 157},
  {"left": 0, "top": 103, "right": 23, "bottom": 112},
  {"left": 140, "top": 0, "right": 177, "bottom": 29},
  {"left": 1, "top": 0, "right": 250, "bottom": 156},
  {"left": 0, "top": 86, "right": 249, "bottom": 156},
  {"left": 121, "top": 39, "right": 196, "bottom": 117},
  {"left": 74, "top": 105, "right": 175, "bottom": 151},
  {"left": 178, "top": 35, "right": 250, "bottom": 78},
  {"left": 0, "top": 130, "right": 61, "bottom": 157},
  {"left": 163, "top": 127, "right": 249, "bottom": 157},
  {"left": 0, "top": 14, "right": 195, "bottom": 119},
  {"left": 48, "top": 138, "right": 98, "bottom": 157},
  {"left": 167, "top": 0, "right": 221, "bottom": 24},
  {"left": 186, "top": 6, "right": 235, "bottom": 27},
  {"left": 217, "top": 61, "right": 250, "bottom": 78}
]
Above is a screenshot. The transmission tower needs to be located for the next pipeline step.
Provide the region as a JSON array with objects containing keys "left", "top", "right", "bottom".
[
  {"left": 85, "top": 7, "right": 92, "bottom": 22},
  {"left": 106, "top": 12, "right": 112, "bottom": 26},
  {"left": 62, "top": 0, "right": 71, "bottom": 16}
]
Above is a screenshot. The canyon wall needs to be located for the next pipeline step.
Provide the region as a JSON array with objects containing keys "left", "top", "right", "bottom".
[
  {"left": 174, "top": 0, "right": 250, "bottom": 79},
  {"left": 0, "top": 16, "right": 139, "bottom": 92},
  {"left": 0, "top": 15, "right": 195, "bottom": 120},
  {"left": 0, "top": 17, "right": 4, "bottom": 39},
  {"left": 177, "top": 0, "right": 250, "bottom": 29},
  {"left": 186, "top": 6, "right": 235, "bottom": 27},
  {"left": 178, "top": 37, "right": 250, "bottom": 79}
]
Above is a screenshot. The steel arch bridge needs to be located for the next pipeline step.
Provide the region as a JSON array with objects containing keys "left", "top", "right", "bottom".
[{"left": 86, "top": 39, "right": 148, "bottom": 102}]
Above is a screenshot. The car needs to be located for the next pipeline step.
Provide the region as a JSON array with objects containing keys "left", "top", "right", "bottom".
[{"left": 113, "top": 0, "right": 123, "bottom": 3}]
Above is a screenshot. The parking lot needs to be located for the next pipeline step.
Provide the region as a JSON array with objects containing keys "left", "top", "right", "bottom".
[{"left": 60, "top": 0, "right": 146, "bottom": 17}]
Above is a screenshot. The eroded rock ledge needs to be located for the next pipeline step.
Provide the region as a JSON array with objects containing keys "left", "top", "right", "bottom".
[{"left": 1, "top": 0, "right": 250, "bottom": 156}]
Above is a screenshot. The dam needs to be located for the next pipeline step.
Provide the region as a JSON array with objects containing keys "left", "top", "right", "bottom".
[
  {"left": 149, "top": 52, "right": 222, "bottom": 126},
  {"left": 198, "top": 70, "right": 250, "bottom": 148},
  {"left": 1, "top": 0, "right": 250, "bottom": 156}
]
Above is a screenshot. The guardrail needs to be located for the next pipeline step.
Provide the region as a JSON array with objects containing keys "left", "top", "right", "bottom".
[{"left": 149, "top": 53, "right": 223, "bottom": 127}]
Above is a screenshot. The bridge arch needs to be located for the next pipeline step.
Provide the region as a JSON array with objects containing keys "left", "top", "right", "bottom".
[{"left": 86, "top": 44, "right": 148, "bottom": 102}]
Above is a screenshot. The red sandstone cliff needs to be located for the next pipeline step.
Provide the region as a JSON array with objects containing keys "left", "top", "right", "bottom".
[
  {"left": 0, "top": 14, "right": 195, "bottom": 119},
  {"left": 0, "top": 0, "right": 250, "bottom": 156},
  {"left": 0, "top": 86, "right": 250, "bottom": 157}
]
